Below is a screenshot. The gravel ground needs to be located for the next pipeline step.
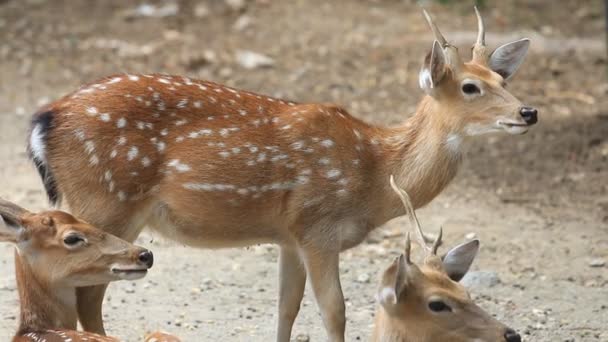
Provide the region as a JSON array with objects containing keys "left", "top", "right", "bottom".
[{"left": 0, "top": 0, "right": 606, "bottom": 341}]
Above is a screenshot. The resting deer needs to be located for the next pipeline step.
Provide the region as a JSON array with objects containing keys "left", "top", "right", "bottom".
[
  {"left": 26, "top": 7, "right": 536, "bottom": 342},
  {"left": 0, "top": 199, "right": 179, "bottom": 342},
  {"left": 371, "top": 178, "right": 521, "bottom": 342}
]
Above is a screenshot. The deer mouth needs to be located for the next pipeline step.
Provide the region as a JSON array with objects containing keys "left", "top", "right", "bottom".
[
  {"left": 497, "top": 120, "right": 530, "bottom": 135},
  {"left": 111, "top": 266, "right": 149, "bottom": 280}
]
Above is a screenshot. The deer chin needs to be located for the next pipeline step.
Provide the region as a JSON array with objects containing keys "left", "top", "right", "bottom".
[
  {"left": 497, "top": 120, "right": 530, "bottom": 135},
  {"left": 110, "top": 265, "right": 149, "bottom": 280}
]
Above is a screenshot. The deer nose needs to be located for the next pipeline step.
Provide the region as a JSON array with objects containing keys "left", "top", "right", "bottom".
[
  {"left": 519, "top": 106, "right": 538, "bottom": 125},
  {"left": 504, "top": 328, "right": 521, "bottom": 342},
  {"left": 137, "top": 250, "right": 154, "bottom": 268}
]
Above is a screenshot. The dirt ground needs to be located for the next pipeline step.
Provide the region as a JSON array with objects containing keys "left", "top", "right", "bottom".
[{"left": 0, "top": 0, "right": 607, "bottom": 341}]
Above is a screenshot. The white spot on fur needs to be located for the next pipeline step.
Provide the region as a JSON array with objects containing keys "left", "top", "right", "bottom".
[
  {"left": 320, "top": 139, "right": 335, "bottom": 147},
  {"left": 117, "top": 117, "right": 127, "bottom": 128},
  {"left": 318, "top": 157, "right": 330, "bottom": 165},
  {"left": 117, "top": 191, "right": 127, "bottom": 201},
  {"left": 168, "top": 159, "right": 191, "bottom": 172},
  {"left": 175, "top": 119, "right": 187, "bottom": 126},
  {"left": 118, "top": 136, "right": 127, "bottom": 145},
  {"left": 141, "top": 156, "right": 151, "bottom": 167},
  {"left": 86, "top": 107, "right": 98, "bottom": 116},
  {"left": 160, "top": 128, "right": 169, "bottom": 136},
  {"left": 73, "top": 129, "right": 86, "bottom": 141},
  {"left": 99, "top": 113, "right": 111, "bottom": 122},
  {"left": 127, "top": 146, "right": 139, "bottom": 161},
  {"left": 84, "top": 141, "right": 95, "bottom": 154},
  {"left": 128, "top": 75, "right": 139, "bottom": 81},
  {"left": 110, "top": 150, "right": 118, "bottom": 159},
  {"left": 219, "top": 151, "right": 231, "bottom": 158},
  {"left": 107, "top": 77, "right": 122, "bottom": 84},
  {"left": 89, "top": 154, "right": 99, "bottom": 165},
  {"left": 325, "top": 169, "right": 341, "bottom": 179},
  {"left": 104, "top": 170, "right": 112, "bottom": 181}
]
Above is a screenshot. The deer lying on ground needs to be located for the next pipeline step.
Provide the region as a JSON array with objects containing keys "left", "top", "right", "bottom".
[
  {"left": 26, "top": 7, "right": 536, "bottom": 342},
  {"left": 0, "top": 199, "right": 179, "bottom": 342},
  {"left": 371, "top": 178, "right": 521, "bottom": 342}
]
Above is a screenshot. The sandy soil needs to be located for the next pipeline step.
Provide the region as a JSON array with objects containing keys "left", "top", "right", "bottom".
[{"left": 0, "top": 0, "right": 606, "bottom": 341}]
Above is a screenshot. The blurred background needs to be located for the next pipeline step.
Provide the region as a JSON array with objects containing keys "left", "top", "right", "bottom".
[{"left": 0, "top": 0, "right": 606, "bottom": 341}]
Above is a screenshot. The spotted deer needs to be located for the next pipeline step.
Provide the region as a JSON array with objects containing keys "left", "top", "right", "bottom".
[
  {"left": 371, "top": 177, "right": 521, "bottom": 342},
  {"left": 0, "top": 199, "right": 179, "bottom": 342},
  {"left": 26, "top": 8, "right": 536, "bottom": 342}
]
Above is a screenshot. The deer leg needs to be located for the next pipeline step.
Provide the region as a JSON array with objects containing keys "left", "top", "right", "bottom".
[
  {"left": 76, "top": 285, "right": 108, "bottom": 334},
  {"left": 301, "top": 242, "right": 345, "bottom": 342},
  {"left": 276, "top": 246, "right": 306, "bottom": 342}
]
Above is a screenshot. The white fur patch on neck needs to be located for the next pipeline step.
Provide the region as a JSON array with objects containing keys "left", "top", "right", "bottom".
[{"left": 446, "top": 133, "right": 463, "bottom": 153}]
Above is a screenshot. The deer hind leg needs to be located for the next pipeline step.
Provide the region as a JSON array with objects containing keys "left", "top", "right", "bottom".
[
  {"left": 276, "top": 246, "right": 306, "bottom": 342},
  {"left": 66, "top": 197, "right": 156, "bottom": 334},
  {"left": 299, "top": 234, "right": 345, "bottom": 342}
]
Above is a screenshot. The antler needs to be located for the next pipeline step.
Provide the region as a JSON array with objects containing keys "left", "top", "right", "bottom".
[
  {"left": 421, "top": 9, "right": 462, "bottom": 69},
  {"left": 389, "top": 176, "right": 442, "bottom": 257},
  {"left": 472, "top": 6, "right": 488, "bottom": 63}
]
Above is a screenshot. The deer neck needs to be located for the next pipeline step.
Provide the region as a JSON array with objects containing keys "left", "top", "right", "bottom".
[
  {"left": 14, "top": 250, "right": 77, "bottom": 335},
  {"left": 380, "top": 96, "right": 464, "bottom": 213}
]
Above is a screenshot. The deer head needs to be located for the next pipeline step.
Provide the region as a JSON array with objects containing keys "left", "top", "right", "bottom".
[
  {"left": 419, "top": 8, "right": 537, "bottom": 136},
  {"left": 371, "top": 177, "right": 521, "bottom": 342},
  {"left": 0, "top": 198, "right": 153, "bottom": 286}
]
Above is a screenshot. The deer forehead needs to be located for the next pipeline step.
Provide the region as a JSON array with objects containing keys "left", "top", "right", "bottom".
[{"left": 460, "top": 63, "right": 503, "bottom": 86}]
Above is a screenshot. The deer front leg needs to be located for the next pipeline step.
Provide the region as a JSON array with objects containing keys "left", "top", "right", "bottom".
[
  {"left": 301, "top": 243, "right": 345, "bottom": 342},
  {"left": 76, "top": 284, "right": 108, "bottom": 334},
  {"left": 276, "top": 246, "right": 307, "bottom": 342}
]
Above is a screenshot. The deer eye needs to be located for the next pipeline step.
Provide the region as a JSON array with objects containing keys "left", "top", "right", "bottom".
[
  {"left": 461, "top": 83, "right": 481, "bottom": 95},
  {"left": 428, "top": 300, "right": 452, "bottom": 313},
  {"left": 63, "top": 234, "right": 86, "bottom": 247}
]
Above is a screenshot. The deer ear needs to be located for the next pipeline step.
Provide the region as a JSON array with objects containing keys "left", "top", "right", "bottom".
[
  {"left": 442, "top": 239, "right": 479, "bottom": 282},
  {"left": 0, "top": 199, "right": 29, "bottom": 243},
  {"left": 419, "top": 40, "right": 447, "bottom": 95},
  {"left": 0, "top": 212, "right": 25, "bottom": 243},
  {"left": 377, "top": 255, "right": 411, "bottom": 311},
  {"left": 488, "top": 38, "right": 530, "bottom": 80}
]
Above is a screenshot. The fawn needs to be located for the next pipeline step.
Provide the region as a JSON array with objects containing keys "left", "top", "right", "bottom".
[
  {"left": 0, "top": 199, "right": 178, "bottom": 342},
  {"left": 371, "top": 177, "right": 521, "bottom": 342},
  {"left": 26, "top": 7, "right": 536, "bottom": 342}
]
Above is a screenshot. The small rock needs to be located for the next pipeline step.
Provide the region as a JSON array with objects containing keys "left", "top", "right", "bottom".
[
  {"left": 356, "top": 273, "right": 370, "bottom": 283},
  {"left": 125, "top": 3, "right": 179, "bottom": 18},
  {"left": 235, "top": 50, "right": 275, "bottom": 69},
  {"left": 225, "top": 0, "right": 246, "bottom": 11},
  {"left": 295, "top": 334, "right": 310, "bottom": 342},
  {"left": 194, "top": 4, "right": 210, "bottom": 18},
  {"left": 589, "top": 258, "right": 605, "bottom": 268},
  {"left": 233, "top": 15, "right": 252, "bottom": 31},
  {"left": 465, "top": 232, "right": 477, "bottom": 240},
  {"left": 461, "top": 271, "right": 501, "bottom": 289}
]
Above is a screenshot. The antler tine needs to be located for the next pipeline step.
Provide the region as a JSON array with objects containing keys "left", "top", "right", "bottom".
[
  {"left": 422, "top": 9, "right": 448, "bottom": 47},
  {"left": 472, "top": 6, "right": 488, "bottom": 63},
  {"left": 431, "top": 227, "right": 443, "bottom": 255},
  {"left": 389, "top": 175, "right": 430, "bottom": 253},
  {"left": 404, "top": 231, "right": 412, "bottom": 264},
  {"left": 474, "top": 6, "right": 485, "bottom": 47}
]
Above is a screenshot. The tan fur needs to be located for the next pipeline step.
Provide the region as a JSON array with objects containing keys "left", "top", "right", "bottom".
[
  {"left": 0, "top": 200, "right": 160, "bottom": 342},
  {"left": 29, "top": 12, "right": 535, "bottom": 341}
]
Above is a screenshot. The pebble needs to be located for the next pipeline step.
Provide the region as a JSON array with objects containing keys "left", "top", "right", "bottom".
[
  {"left": 236, "top": 50, "right": 275, "bottom": 69},
  {"left": 356, "top": 273, "right": 371, "bottom": 283},
  {"left": 588, "top": 258, "right": 605, "bottom": 267},
  {"left": 465, "top": 232, "right": 477, "bottom": 239},
  {"left": 295, "top": 334, "right": 310, "bottom": 342}
]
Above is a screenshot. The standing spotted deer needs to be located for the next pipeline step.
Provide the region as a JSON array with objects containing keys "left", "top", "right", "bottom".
[
  {"left": 27, "top": 8, "right": 537, "bottom": 342},
  {"left": 0, "top": 199, "right": 167, "bottom": 342},
  {"left": 370, "top": 178, "right": 521, "bottom": 342}
]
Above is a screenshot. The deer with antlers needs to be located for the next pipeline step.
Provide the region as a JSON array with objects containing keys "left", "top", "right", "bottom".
[
  {"left": 370, "top": 178, "right": 521, "bottom": 342},
  {"left": 26, "top": 7, "right": 536, "bottom": 342},
  {"left": 0, "top": 199, "right": 179, "bottom": 342}
]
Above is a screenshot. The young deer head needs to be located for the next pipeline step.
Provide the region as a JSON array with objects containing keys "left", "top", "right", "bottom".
[
  {"left": 420, "top": 8, "right": 537, "bottom": 137},
  {"left": 0, "top": 198, "right": 156, "bottom": 341},
  {"left": 0, "top": 198, "right": 153, "bottom": 286},
  {"left": 372, "top": 177, "right": 521, "bottom": 342}
]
